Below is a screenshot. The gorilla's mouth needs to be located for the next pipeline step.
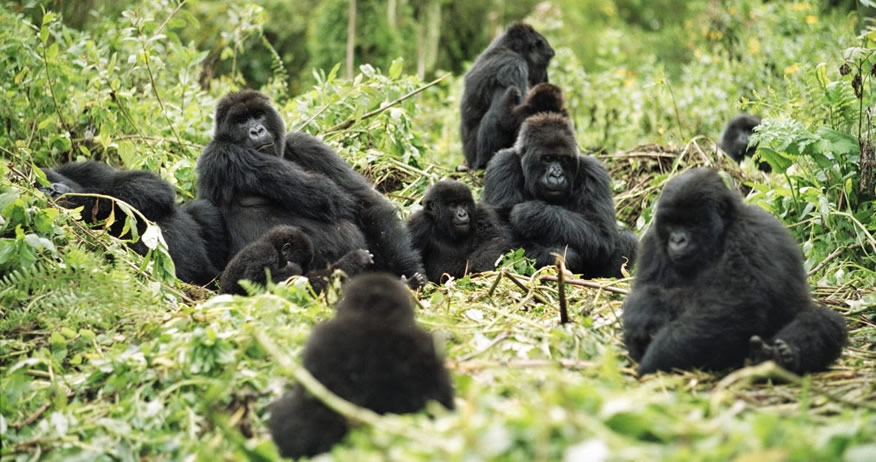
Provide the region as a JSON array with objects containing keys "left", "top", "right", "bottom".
[{"left": 256, "top": 142, "right": 274, "bottom": 153}]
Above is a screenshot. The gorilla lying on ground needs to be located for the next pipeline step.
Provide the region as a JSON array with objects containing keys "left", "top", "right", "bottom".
[
  {"left": 40, "top": 161, "right": 226, "bottom": 285},
  {"left": 197, "top": 90, "right": 425, "bottom": 288},
  {"left": 719, "top": 114, "right": 769, "bottom": 172},
  {"left": 483, "top": 113, "right": 638, "bottom": 278},
  {"left": 219, "top": 225, "right": 373, "bottom": 294},
  {"left": 407, "top": 180, "right": 509, "bottom": 283},
  {"left": 622, "top": 168, "right": 847, "bottom": 376},
  {"left": 461, "top": 22, "right": 555, "bottom": 169},
  {"left": 268, "top": 273, "right": 455, "bottom": 458}
]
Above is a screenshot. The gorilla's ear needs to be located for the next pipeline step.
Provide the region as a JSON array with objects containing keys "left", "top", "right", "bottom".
[{"left": 423, "top": 199, "right": 435, "bottom": 215}]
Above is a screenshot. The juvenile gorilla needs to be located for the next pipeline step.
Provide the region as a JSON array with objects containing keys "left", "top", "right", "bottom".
[
  {"left": 461, "top": 23, "right": 555, "bottom": 169},
  {"left": 40, "top": 161, "right": 225, "bottom": 285},
  {"left": 483, "top": 113, "right": 638, "bottom": 278},
  {"left": 219, "top": 225, "right": 373, "bottom": 295},
  {"left": 622, "top": 169, "right": 847, "bottom": 376},
  {"left": 719, "top": 114, "right": 769, "bottom": 172},
  {"left": 197, "top": 90, "right": 425, "bottom": 287},
  {"left": 267, "top": 273, "right": 455, "bottom": 458},
  {"left": 407, "top": 180, "right": 509, "bottom": 282}
]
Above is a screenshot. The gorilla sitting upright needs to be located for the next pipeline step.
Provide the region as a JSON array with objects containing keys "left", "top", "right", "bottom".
[
  {"left": 196, "top": 90, "right": 425, "bottom": 288},
  {"left": 622, "top": 169, "right": 847, "bottom": 376},
  {"left": 460, "top": 23, "right": 555, "bottom": 169},
  {"left": 483, "top": 113, "right": 637, "bottom": 278},
  {"left": 40, "top": 161, "right": 226, "bottom": 285}
]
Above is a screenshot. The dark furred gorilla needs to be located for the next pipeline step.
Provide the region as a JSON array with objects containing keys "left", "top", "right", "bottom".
[
  {"left": 219, "top": 225, "right": 373, "bottom": 295},
  {"left": 622, "top": 169, "right": 847, "bottom": 376},
  {"left": 407, "top": 180, "right": 509, "bottom": 282},
  {"left": 483, "top": 113, "right": 638, "bottom": 278},
  {"left": 461, "top": 23, "right": 555, "bottom": 169},
  {"left": 267, "top": 273, "right": 455, "bottom": 458},
  {"left": 719, "top": 114, "right": 769, "bottom": 172},
  {"left": 197, "top": 90, "right": 425, "bottom": 287},
  {"left": 40, "top": 161, "right": 225, "bottom": 285}
]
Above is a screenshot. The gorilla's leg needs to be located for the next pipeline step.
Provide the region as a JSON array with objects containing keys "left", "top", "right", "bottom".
[{"left": 750, "top": 306, "right": 847, "bottom": 374}]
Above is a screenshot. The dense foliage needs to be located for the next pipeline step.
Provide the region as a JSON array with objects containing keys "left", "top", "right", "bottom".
[{"left": 1, "top": 0, "right": 874, "bottom": 461}]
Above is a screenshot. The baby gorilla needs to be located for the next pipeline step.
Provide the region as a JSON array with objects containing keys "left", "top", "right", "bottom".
[
  {"left": 719, "top": 114, "right": 769, "bottom": 172},
  {"left": 267, "top": 273, "right": 455, "bottom": 458},
  {"left": 220, "top": 225, "right": 373, "bottom": 295},
  {"left": 622, "top": 169, "right": 847, "bottom": 376},
  {"left": 407, "top": 180, "right": 509, "bottom": 282}
]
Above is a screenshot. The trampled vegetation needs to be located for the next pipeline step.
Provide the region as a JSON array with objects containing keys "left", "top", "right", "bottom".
[{"left": 1, "top": 0, "right": 875, "bottom": 460}]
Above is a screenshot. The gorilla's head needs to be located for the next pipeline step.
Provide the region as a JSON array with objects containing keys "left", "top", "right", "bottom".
[
  {"left": 336, "top": 273, "right": 415, "bottom": 324},
  {"left": 214, "top": 90, "right": 286, "bottom": 156},
  {"left": 265, "top": 225, "right": 314, "bottom": 272},
  {"left": 502, "top": 23, "right": 555, "bottom": 84},
  {"left": 522, "top": 83, "right": 566, "bottom": 115},
  {"left": 422, "top": 180, "right": 475, "bottom": 240},
  {"left": 517, "top": 113, "right": 579, "bottom": 204},
  {"left": 719, "top": 114, "right": 762, "bottom": 163},
  {"left": 653, "top": 169, "right": 738, "bottom": 271}
]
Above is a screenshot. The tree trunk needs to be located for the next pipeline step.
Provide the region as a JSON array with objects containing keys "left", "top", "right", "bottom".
[{"left": 346, "top": 0, "right": 356, "bottom": 79}]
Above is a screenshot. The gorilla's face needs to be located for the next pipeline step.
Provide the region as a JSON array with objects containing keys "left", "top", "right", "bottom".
[
  {"left": 214, "top": 90, "right": 286, "bottom": 157},
  {"left": 524, "top": 151, "right": 575, "bottom": 203},
  {"left": 525, "top": 32, "right": 554, "bottom": 84},
  {"left": 424, "top": 185, "right": 475, "bottom": 240}
]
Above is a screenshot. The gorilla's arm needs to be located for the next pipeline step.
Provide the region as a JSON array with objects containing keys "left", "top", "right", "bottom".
[
  {"left": 285, "top": 132, "right": 426, "bottom": 284},
  {"left": 474, "top": 87, "right": 523, "bottom": 169},
  {"left": 197, "top": 143, "right": 355, "bottom": 220},
  {"left": 637, "top": 296, "right": 768, "bottom": 375},
  {"left": 622, "top": 285, "right": 687, "bottom": 362},
  {"left": 305, "top": 249, "right": 373, "bottom": 293},
  {"left": 483, "top": 149, "right": 527, "bottom": 218},
  {"left": 509, "top": 201, "right": 615, "bottom": 261},
  {"left": 406, "top": 211, "right": 433, "bottom": 254}
]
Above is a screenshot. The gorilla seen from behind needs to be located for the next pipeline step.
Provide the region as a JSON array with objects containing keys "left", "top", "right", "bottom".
[
  {"left": 40, "top": 161, "right": 226, "bottom": 286},
  {"left": 407, "top": 180, "right": 510, "bottom": 283},
  {"left": 622, "top": 169, "right": 847, "bottom": 376},
  {"left": 719, "top": 114, "right": 769, "bottom": 172},
  {"left": 219, "top": 225, "right": 373, "bottom": 295},
  {"left": 483, "top": 113, "right": 638, "bottom": 278},
  {"left": 461, "top": 23, "right": 555, "bottom": 169},
  {"left": 268, "top": 273, "right": 455, "bottom": 458},
  {"left": 197, "top": 90, "right": 425, "bottom": 287}
]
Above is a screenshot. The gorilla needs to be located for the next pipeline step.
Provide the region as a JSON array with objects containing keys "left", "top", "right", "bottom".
[
  {"left": 461, "top": 23, "right": 555, "bottom": 169},
  {"left": 719, "top": 114, "right": 769, "bottom": 172},
  {"left": 622, "top": 169, "right": 847, "bottom": 376},
  {"left": 40, "top": 161, "right": 225, "bottom": 286},
  {"left": 407, "top": 180, "right": 509, "bottom": 283},
  {"left": 196, "top": 90, "right": 425, "bottom": 288},
  {"left": 267, "top": 273, "right": 455, "bottom": 458},
  {"left": 219, "top": 225, "right": 373, "bottom": 295},
  {"left": 483, "top": 113, "right": 638, "bottom": 278}
]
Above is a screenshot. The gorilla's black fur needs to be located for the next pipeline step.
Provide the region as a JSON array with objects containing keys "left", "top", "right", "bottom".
[
  {"left": 40, "top": 161, "right": 224, "bottom": 285},
  {"left": 461, "top": 23, "right": 555, "bottom": 169},
  {"left": 219, "top": 225, "right": 373, "bottom": 294},
  {"left": 622, "top": 169, "right": 847, "bottom": 376},
  {"left": 267, "top": 273, "right": 454, "bottom": 458},
  {"left": 407, "top": 180, "right": 509, "bottom": 282},
  {"left": 196, "top": 90, "right": 425, "bottom": 287},
  {"left": 483, "top": 113, "right": 637, "bottom": 278},
  {"left": 719, "top": 114, "right": 769, "bottom": 172}
]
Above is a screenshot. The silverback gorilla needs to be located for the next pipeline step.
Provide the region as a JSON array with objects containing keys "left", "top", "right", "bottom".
[
  {"left": 407, "top": 180, "right": 509, "bottom": 282},
  {"left": 483, "top": 113, "right": 638, "bottom": 278},
  {"left": 268, "top": 273, "right": 454, "bottom": 458},
  {"left": 622, "top": 169, "right": 847, "bottom": 376},
  {"left": 196, "top": 90, "right": 425, "bottom": 287},
  {"left": 461, "top": 23, "right": 555, "bottom": 169},
  {"left": 219, "top": 225, "right": 373, "bottom": 294},
  {"left": 40, "top": 161, "right": 226, "bottom": 285}
]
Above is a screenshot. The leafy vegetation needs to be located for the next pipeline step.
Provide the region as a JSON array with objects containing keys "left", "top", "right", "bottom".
[{"left": 1, "top": 0, "right": 874, "bottom": 461}]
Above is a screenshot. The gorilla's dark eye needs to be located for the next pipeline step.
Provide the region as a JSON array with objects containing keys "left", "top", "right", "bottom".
[{"left": 543, "top": 155, "right": 555, "bottom": 163}]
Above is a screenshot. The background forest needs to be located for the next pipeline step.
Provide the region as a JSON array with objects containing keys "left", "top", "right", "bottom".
[{"left": 1, "top": 0, "right": 875, "bottom": 460}]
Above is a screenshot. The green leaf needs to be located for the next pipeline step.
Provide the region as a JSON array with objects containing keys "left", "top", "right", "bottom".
[{"left": 389, "top": 58, "right": 404, "bottom": 79}]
